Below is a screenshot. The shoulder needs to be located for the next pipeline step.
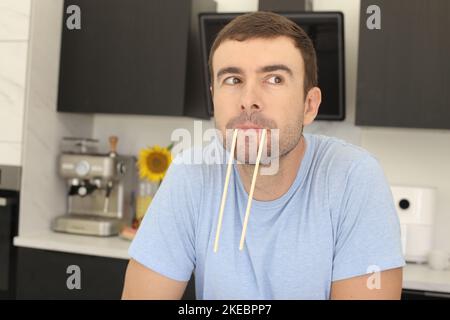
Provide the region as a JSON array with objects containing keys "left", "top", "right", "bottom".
[
  {"left": 307, "top": 133, "right": 376, "bottom": 167},
  {"left": 306, "top": 134, "right": 389, "bottom": 210},
  {"left": 306, "top": 133, "right": 382, "bottom": 181}
]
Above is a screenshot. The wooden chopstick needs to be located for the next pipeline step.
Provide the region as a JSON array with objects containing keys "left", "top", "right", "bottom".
[
  {"left": 213, "top": 128, "right": 238, "bottom": 253},
  {"left": 239, "top": 129, "right": 267, "bottom": 251}
]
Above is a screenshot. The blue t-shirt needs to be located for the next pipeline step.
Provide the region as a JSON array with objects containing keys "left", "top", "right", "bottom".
[{"left": 128, "top": 133, "right": 405, "bottom": 299}]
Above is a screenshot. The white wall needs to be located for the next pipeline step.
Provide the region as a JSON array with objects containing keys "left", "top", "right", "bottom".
[
  {"left": 215, "top": 0, "right": 258, "bottom": 12},
  {"left": 0, "top": 0, "right": 31, "bottom": 165},
  {"left": 362, "top": 128, "right": 450, "bottom": 252},
  {"left": 92, "top": 114, "right": 215, "bottom": 155},
  {"left": 19, "top": 0, "right": 94, "bottom": 236}
]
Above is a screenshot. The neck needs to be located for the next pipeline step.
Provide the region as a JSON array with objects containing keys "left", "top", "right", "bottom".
[{"left": 236, "top": 135, "right": 307, "bottom": 202}]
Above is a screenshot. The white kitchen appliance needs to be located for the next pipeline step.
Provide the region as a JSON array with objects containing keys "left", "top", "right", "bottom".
[{"left": 390, "top": 185, "right": 437, "bottom": 263}]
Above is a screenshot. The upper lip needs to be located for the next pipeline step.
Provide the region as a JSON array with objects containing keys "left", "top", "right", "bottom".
[{"left": 235, "top": 122, "right": 264, "bottom": 130}]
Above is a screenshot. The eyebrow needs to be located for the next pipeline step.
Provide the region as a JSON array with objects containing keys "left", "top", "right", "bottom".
[{"left": 216, "top": 64, "right": 294, "bottom": 81}]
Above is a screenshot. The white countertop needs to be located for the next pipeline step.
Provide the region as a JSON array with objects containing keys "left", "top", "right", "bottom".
[
  {"left": 403, "top": 263, "right": 450, "bottom": 293},
  {"left": 14, "top": 231, "right": 131, "bottom": 260},
  {"left": 14, "top": 232, "right": 450, "bottom": 293}
]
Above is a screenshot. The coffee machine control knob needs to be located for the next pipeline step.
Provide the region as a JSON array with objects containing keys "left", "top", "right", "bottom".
[
  {"left": 117, "top": 162, "right": 126, "bottom": 175},
  {"left": 75, "top": 160, "right": 90, "bottom": 177},
  {"left": 78, "top": 186, "right": 88, "bottom": 196}
]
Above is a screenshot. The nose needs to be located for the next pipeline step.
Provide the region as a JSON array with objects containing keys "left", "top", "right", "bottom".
[{"left": 240, "top": 82, "right": 262, "bottom": 115}]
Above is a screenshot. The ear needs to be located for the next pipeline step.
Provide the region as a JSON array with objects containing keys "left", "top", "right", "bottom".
[
  {"left": 303, "top": 87, "right": 321, "bottom": 126},
  {"left": 209, "top": 85, "right": 213, "bottom": 97}
]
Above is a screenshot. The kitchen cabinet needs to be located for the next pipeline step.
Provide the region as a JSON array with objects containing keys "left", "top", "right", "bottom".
[
  {"left": 15, "top": 246, "right": 450, "bottom": 300},
  {"left": 15, "top": 247, "right": 196, "bottom": 299},
  {"left": 183, "top": 0, "right": 217, "bottom": 119},
  {"left": 402, "top": 289, "right": 450, "bottom": 300},
  {"left": 356, "top": 0, "right": 450, "bottom": 130},
  {"left": 259, "top": 0, "right": 307, "bottom": 11},
  {"left": 0, "top": 185, "right": 20, "bottom": 299},
  {"left": 16, "top": 247, "right": 128, "bottom": 299},
  {"left": 57, "top": 0, "right": 215, "bottom": 119}
]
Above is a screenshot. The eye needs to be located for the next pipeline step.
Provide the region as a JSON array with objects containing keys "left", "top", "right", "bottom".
[
  {"left": 223, "top": 76, "right": 241, "bottom": 85},
  {"left": 267, "top": 75, "right": 283, "bottom": 84}
]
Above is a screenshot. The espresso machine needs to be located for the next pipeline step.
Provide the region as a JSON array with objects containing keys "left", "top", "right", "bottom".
[{"left": 52, "top": 136, "right": 137, "bottom": 236}]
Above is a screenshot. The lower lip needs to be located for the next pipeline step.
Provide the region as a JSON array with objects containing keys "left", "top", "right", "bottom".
[
  {"left": 236, "top": 128, "right": 266, "bottom": 140},
  {"left": 237, "top": 128, "right": 263, "bottom": 131}
]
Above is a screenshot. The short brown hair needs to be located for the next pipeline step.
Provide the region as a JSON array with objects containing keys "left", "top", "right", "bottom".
[{"left": 208, "top": 11, "right": 318, "bottom": 97}]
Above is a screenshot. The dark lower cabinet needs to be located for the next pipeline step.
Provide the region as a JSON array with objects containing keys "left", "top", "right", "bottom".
[
  {"left": 402, "top": 289, "right": 450, "bottom": 300},
  {"left": 16, "top": 248, "right": 128, "bottom": 299},
  {"left": 21, "top": 246, "right": 445, "bottom": 300},
  {"left": 0, "top": 189, "right": 20, "bottom": 300},
  {"left": 16, "top": 247, "right": 196, "bottom": 300}
]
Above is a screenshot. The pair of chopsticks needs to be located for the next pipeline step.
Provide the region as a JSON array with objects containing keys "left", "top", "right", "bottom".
[{"left": 214, "top": 128, "right": 267, "bottom": 252}]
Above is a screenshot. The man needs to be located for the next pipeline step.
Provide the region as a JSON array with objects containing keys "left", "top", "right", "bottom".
[{"left": 122, "top": 11, "right": 405, "bottom": 300}]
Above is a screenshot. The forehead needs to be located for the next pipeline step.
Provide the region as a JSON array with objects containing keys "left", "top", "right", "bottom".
[{"left": 212, "top": 36, "right": 304, "bottom": 74}]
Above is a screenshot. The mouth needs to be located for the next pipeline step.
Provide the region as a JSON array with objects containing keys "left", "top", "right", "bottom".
[
  {"left": 234, "top": 122, "right": 265, "bottom": 131},
  {"left": 231, "top": 124, "right": 269, "bottom": 150}
]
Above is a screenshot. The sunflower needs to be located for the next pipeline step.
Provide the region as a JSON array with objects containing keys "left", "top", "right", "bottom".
[{"left": 137, "top": 144, "right": 173, "bottom": 183}]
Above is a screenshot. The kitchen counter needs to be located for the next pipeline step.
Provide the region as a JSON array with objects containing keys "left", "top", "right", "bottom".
[
  {"left": 403, "top": 263, "right": 450, "bottom": 294},
  {"left": 14, "top": 232, "right": 450, "bottom": 293},
  {"left": 14, "top": 231, "right": 130, "bottom": 260}
]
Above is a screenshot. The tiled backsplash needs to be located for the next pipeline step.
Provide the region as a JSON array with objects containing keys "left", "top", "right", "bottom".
[
  {"left": 0, "top": 0, "right": 31, "bottom": 166},
  {"left": 0, "top": 0, "right": 31, "bottom": 40}
]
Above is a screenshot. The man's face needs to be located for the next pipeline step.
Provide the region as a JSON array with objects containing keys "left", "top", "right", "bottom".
[{"left": 211, "top": 36, "right": 310, "bottom": 164}]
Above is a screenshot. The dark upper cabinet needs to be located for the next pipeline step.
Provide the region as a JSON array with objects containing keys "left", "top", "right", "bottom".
[
  {"left": 259, "top": 0, "right": 306, "bottom": 11},
  {"left": 57, "top": 0, "right": 215, "bottom": 119},
  {"left": 356, "top": 0, "right": 450, "bottom": 130},
  {"left": 184, "top": 0, "right": 217, "bottom": 119}
]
